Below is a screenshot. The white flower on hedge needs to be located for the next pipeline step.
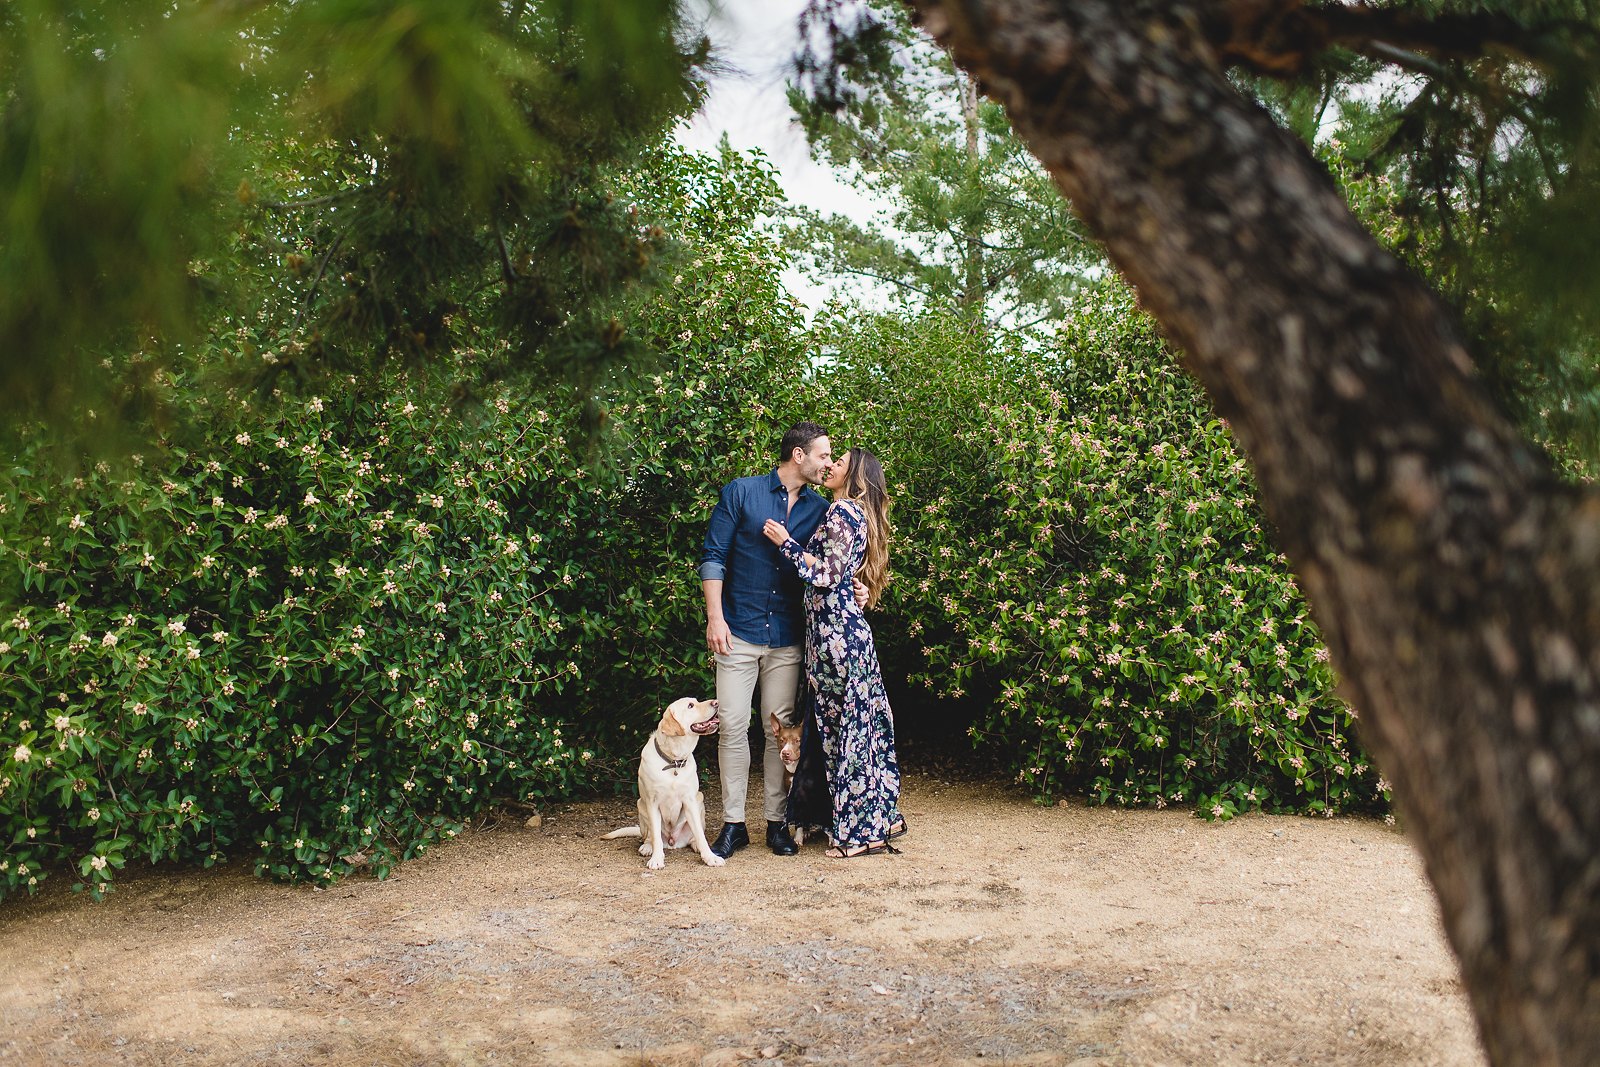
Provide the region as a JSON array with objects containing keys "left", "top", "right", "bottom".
[
  {"left": 13, "top": 744, "right": 29, "bottom": 763},
  {"left": 308, "top": 396, "right": 323, "bottom": 413},
  {"left": 210, "top": 631, "right": 228, "bottom": 643},
  {"left": 100, "top": 632, "right": 117, "bottom": 648},
  {"left": 68, "top": 514, "right": 85, "bottom": 530},
  {"left": 200, "top": 555, "right": 216, "bottom": 569},
  {"left": 235, "top": 432, "right": 252, "bottom": 446},
  {"left": 8, "top": 615, "right": 27, "bottom": 631},
  {"left": 166, "top": 619, "right": 186, "bottom": 636},
  {"left": 53, "top": 715, "right": 70, "bottom": 731},
  {"left": 401, "top": 401, "right": 417, "bottom": 415},
  {"left": 432, "top": 601, "right": 446, "bottom": 615},
  {"left": 186, "top": 645, "right": 200, "bottom": 660},
  {"left": 303, "top": 491, "right": 319, "bottom": 507}
]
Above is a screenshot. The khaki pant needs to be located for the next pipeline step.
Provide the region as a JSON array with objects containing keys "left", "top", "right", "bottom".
[{"left": 714, "top": 634, "right": 802, "bottom": 825}]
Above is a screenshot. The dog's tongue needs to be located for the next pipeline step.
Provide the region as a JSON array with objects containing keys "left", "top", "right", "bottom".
[{"left": 691, "top": 716, "right": 721, "bottom": 735}]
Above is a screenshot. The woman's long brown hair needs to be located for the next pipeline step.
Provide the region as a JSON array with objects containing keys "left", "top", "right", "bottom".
[{"left": 840, "top": 447, "right": 891, "bottom": 609}]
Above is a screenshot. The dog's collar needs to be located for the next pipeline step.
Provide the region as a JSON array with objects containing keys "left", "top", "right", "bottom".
[{"left": 654, "top": 738, "right": 690, "bottom": 774}]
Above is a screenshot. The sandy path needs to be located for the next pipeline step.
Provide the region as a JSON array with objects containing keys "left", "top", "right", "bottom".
[{"left": 0, "top": 770, "right": 1484, "bottom": 1066}]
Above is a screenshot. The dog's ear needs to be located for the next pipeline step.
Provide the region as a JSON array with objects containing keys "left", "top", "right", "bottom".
[
  {"left": 659, "top": 702, "right": 688, "bottom": 736},
  {"left": 768, "top": 711, "right": 782, "bottom": 736}
]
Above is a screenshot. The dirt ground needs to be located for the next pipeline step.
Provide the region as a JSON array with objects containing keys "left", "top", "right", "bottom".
[{"left": 0, "top": 757, "right": 1486, "bottom": 1067}]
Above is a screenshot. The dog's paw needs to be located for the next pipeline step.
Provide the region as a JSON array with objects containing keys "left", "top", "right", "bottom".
[
  {"left": 646, "top": 852, "right": 666, "bottom": 870},
  {"left": 702, "top": 852, "right": 726, "bottom": 867},
  {"left": 637, "top": 842, "right": 651, "bottom": 857}
]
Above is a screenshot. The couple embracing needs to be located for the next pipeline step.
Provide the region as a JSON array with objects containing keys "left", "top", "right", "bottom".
[{"left": 698, "top": 421, "right": 906, "bottom": 861}]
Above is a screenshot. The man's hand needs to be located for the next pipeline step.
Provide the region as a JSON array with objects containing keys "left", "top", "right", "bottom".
[
  {"left": 853, "top": 577, "right": 869, "bottom": 609},
  {"left": 706, "top": 617, "right": 733, "bottom": 656}
]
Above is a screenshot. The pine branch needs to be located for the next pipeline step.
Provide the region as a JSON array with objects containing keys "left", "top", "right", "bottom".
[{"left": 1207, "top": 0, "right": 1593, "bottom": 79}]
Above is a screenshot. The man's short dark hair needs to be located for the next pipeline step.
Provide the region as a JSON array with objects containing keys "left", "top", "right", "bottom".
[{"left": 778, "top": 421, "right": 828, "bottom": 464}]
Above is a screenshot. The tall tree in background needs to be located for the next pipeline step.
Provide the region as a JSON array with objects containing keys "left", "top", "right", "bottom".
[
  {"left": 856, "top": 0, "right": 1600, "bottom": 1062},
  {"left": 787, "top": 0, "right": 1100, "bottom": 332}
]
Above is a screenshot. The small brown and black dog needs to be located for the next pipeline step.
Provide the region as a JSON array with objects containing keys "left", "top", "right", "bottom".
[{"left": 770, "top": 711, "right": 809, "bottom": 846}]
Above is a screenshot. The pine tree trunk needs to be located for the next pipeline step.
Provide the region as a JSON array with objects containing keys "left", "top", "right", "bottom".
[
  {"left": 958, "top": 65, "right": 985, "bottom": 318},
  {"left": 900, "top": 1, "right": 1600, "bottom": 1063}
]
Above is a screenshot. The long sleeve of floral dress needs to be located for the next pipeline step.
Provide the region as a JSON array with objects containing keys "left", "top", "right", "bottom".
[
  {"left": 777, "top": 500, "right": 901, "bottom": 848},
  {"left": 778, "top": 499, "right": 860, "bottom": 594}
]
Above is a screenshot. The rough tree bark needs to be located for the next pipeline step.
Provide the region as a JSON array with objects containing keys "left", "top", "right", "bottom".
[{"left": 897, "top": 1, "right": 1600, "bottom": 1063}]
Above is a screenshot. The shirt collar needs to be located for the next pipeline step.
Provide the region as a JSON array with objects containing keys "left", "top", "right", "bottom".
[{"left": 767, "top": 468, "right": 819, "bottom": 500}]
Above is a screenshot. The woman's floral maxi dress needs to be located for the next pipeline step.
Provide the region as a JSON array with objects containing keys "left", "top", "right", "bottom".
[{"left": 779, "top": 499, "right": 902, "bottom": 847}]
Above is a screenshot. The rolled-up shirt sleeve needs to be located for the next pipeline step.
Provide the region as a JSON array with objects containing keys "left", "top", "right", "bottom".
[{"left": 698, "top": 482, "right": 739, "bottom": 581}]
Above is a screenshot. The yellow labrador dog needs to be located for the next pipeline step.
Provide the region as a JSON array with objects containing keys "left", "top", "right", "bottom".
[{"left": 601, "top": 697, "right": 725, "bottom": 869}]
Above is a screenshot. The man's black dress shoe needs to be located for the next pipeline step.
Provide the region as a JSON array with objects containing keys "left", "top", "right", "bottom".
[
  {"left": 710, "top": 821, "right": 749, "bottom": 859},
  {"left": 766, "top": 820, "right": 799, "bottom": 856}
]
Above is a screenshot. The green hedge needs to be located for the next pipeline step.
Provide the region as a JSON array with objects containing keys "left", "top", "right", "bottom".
[
  {"left": 817, "top": 290, "right": 1386, "bottom": 820},
  {"left": 0, "top": 143, "right": 814, "bottom": 902},
  {"left": 0, "top": 387, "right": 611, "bottom": 896},
  {"left": 0, "top": 149, "right": 1388, "bottom": 904}
]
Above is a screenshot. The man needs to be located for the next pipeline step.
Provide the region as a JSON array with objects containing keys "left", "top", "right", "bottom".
[{"left": 698, "top": 421, "right": 832, "bottom": 858}]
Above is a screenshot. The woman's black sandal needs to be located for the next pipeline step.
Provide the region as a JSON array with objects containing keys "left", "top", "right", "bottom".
[
  {"left": 887, "top": 816, "right": 908, "bottom": 841},
  {"left": 826, "top": 841, "right": 897, "bottom": 859}
]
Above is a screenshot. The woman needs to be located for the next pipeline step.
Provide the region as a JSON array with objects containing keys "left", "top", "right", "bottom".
[{"left": 762, "top": 446, "right": 905, "bottom": 858}]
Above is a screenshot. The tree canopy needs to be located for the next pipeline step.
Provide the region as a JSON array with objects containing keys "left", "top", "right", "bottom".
[{"left": 0, "top": 0, "right": 704, "bottom": 440}]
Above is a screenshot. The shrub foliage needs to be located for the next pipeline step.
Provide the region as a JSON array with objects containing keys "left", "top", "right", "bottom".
[
  {"left": 816, "top": 290, "right": 1384, "bottom": 820},
  {"left": 0, "top": 144, "right": 812, "bottom": 901},
  {"left": 0, "top": 148, "right": 1383, "bottom": 904}
]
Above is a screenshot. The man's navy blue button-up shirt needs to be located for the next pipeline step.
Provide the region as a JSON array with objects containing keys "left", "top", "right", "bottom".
[{"left": 698, "top": 470, "right": 827, "bottom": 648}]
